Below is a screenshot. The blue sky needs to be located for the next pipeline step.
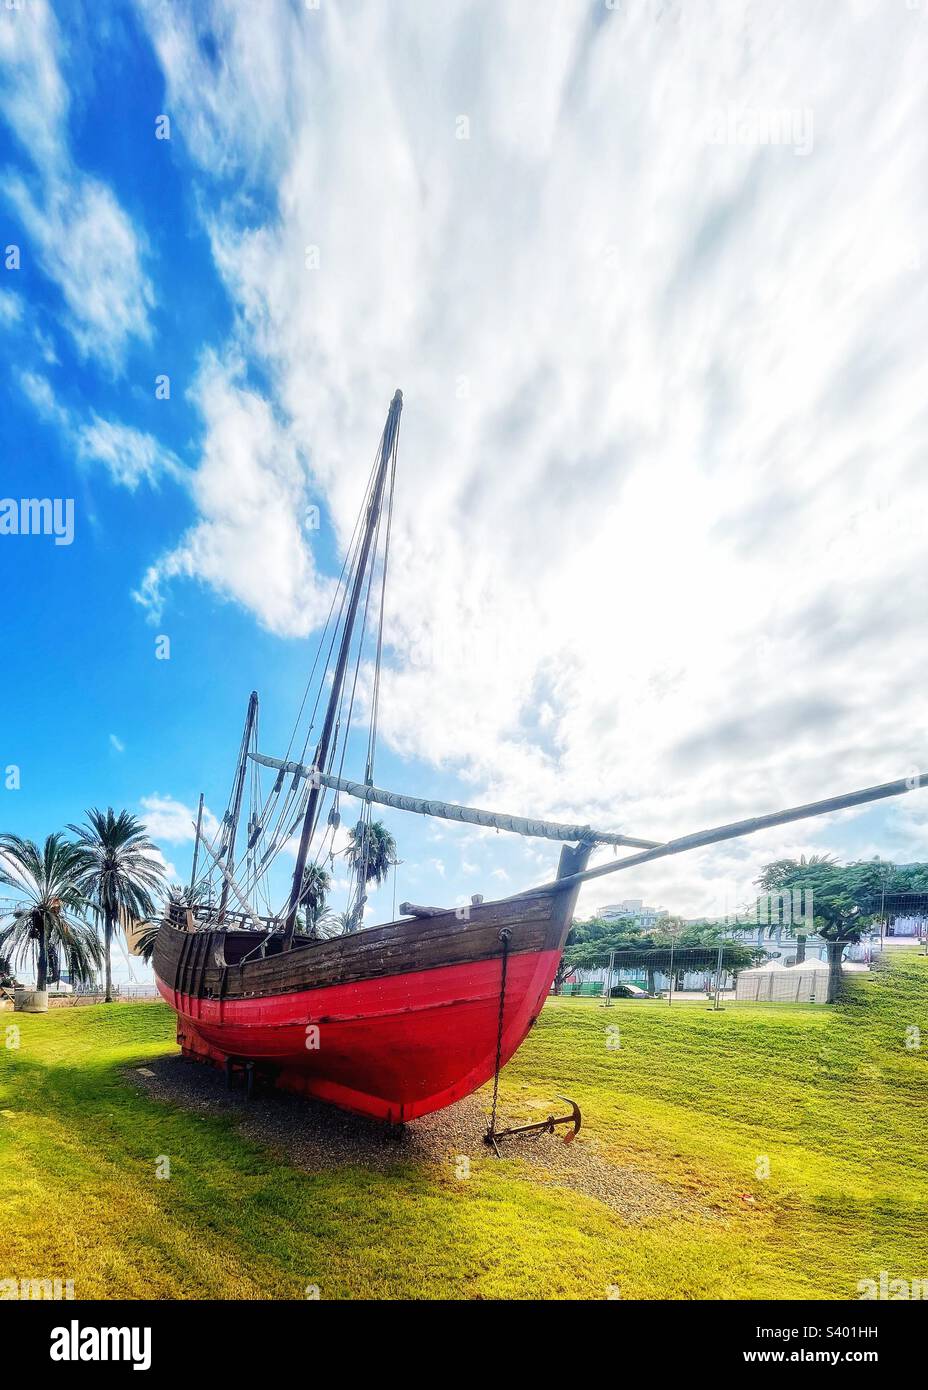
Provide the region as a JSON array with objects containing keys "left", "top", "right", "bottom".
[{"left": 2, "top": 2, "right": 928, "bottom": 983}]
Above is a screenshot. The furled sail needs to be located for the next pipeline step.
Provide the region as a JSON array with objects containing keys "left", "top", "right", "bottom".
[{"left": 248, "top": 752, "right": 662, "bottom": 849}]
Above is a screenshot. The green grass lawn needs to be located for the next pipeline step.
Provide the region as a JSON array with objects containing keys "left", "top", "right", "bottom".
[{"left": 1, "top": 951, "right": 926, "bottom": 1300}]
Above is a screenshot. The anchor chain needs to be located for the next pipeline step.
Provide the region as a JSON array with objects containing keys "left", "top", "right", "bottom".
[
  {"left": 484, "top": 927, "right": 582, "bottom": 1154},
  {"left": 485, "top": 928, "right": 511, "bottom": 1151}
]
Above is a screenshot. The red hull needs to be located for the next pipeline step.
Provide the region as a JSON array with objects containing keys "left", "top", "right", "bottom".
[{"left": 155, "top": 947, "right": 560, "bottom": 1122}]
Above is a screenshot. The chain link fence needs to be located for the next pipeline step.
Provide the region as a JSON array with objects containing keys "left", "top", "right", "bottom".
[
  {"left": 561, "top": 944, "right": 839, "bottom": 1005},
  {"left": 563, "top": 946, "right": 731, "bottom": 1006}
]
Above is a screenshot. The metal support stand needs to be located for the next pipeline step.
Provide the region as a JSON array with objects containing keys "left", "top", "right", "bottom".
[{"left": 224, "top": 1055, "right": 261, "bottom": 1099}]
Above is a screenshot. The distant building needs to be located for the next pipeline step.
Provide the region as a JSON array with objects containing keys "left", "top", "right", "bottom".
[
  {"left": 713, "top": 921, "right": 882, "bottom": 965},
  {"left": 715, "top": 920, "right": 829, "bottom": 964},
  {"left": 599, "top": 899, "right": 669, "bottom": 931},
  {"left": 869, "top": 892, "right": 928, "bottom": 940},
  {"left": 712, "top": 887, "right": 928, "bottom": 960}
]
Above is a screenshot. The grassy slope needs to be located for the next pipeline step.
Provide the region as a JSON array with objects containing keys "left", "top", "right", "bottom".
[{"left": 1, "top": 952, "right": 925, "bottom": 1300}]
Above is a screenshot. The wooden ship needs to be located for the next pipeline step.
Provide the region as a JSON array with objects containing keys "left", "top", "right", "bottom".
[{"left": 153, "top": 390, "right": 926, "bottom": 1130}]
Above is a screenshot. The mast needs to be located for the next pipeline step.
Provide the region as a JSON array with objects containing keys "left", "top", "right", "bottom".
[
  {"left": 218, "top": 690, "right": 259, "bottom": 922},
  {"left": 283, "top": 389, "right": 404, "bottom": 942},
  {"left": 188, "top": 792, "right": 204, "bottom": 896}
]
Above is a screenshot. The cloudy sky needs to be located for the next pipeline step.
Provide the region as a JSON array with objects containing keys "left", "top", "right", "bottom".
[{"left": 2, "top": 0, "right": 927, "bottom": 980}]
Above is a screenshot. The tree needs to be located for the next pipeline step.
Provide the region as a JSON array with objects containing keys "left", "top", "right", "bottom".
[
  {"left": 132, "top": 921, "right": 161, "bottom": 964},
  {"left": 653, "top": 921, "right": 759, "bottom": 984},
  {"left": 754, "top": 855, "right": 882, "bottom": 1001},
  {"left": 810, "top": 880, "right": 872, "bottom": 1002},
  {"left": 563, "top": 917, "right": 663, "bottom": 993},
  {"left": 568, "top": 936, "right": 755, "bottom": 991},
  {"left": 298, "top": 863, "right": 332, "bottom": 928},
  {"left": 755, "top": 854, "right": 838, "bottom": 963},
  {"left": 164, "top": 881, "right": 213, "bottom": 922},
  {"left": 135, "top": 881, "right": 207, "bottom": 962},
  {"left": 346, "top": 820, "right": 397, "bottom": 888},
  {"left": 343, "top": 820, "right": 398, "bottom": 932},
  {"left": 883, "top": 862, "right": 928, "bottom": 893},
  {"left": 294, "top": 908, "right": 342, "bottom": 940},
  {"left": 69, "top": 809, "right": 166, "bottom": 1004},
  {"left": 558, "top": 915, "right": 638, "bottom": 990},
  {"left": 553, "top": 923, "right": 584, "bottom": 994},
  {"left": 0, "top": 834, "right": 102, "bottom": 994},
  {"left": 171, "top": 881, "right": 212, "bottom": 908},
  {"left": 561, "top": 913, "right": 759, "bottom": 996}
]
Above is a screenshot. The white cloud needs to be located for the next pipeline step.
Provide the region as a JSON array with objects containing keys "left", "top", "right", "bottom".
[
  {"left": 17, "top": 370, "right": 182, "bottom": 490},
  {"left": 8, "top": 175, "right": 154, "bottom": 369},
  {"left": 1, "top": 1, "right": 153, "bottom": 368},
  {"left": 76, "top": 414, "right": 182, "bottom": 490},
  {"left": 18, "top": 369, "right": 68, "bottom": 428},
  {"left": 135, "top": 1, "right": 928, "bottom": 912},
  {"left": 0, "top": 288, "right": 22, "bottom": 325},
  {"left": 139, "top": 795, "right": 220, "bottom": 846},
  {"left": 0, "top": 0, "right": 68, "bottom": 175},
  {"left": 133, "top": 351, "right": 335, "bottom": 634},
  {"left": 109, "top": 733, "right": 125, "bottom": 754}
]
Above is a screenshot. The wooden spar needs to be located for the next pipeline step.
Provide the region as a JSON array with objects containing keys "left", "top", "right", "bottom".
[
  {"left": 283, "top": 390, "right": 404, "bottom": 942},
  {"left": 514, "top": 772, "right": 928, "bottom": 898},
  {"left": 188, "top": 792, "right": 204, "bottom": 896},
  {"left": 249, "top": 753, "right": 662, "bottom": 849},
  {"left": 218, "top": 691, "right": 258, "bottom": 922}
]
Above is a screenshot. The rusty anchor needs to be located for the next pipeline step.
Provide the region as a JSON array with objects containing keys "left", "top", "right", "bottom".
[{"left": 484, "top": 1096, "right": 582, "bottom": 1156}]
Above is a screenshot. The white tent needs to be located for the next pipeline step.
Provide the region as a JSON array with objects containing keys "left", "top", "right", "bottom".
[
  {"left": 736, "top": 955, "right": 832, "bottom": 1003},
  {"left": 787, "top": 958, "right": 832, "bottom": 1002},
  {"left": 735, "top": 958, "right": 785, "bottom": 1001}
]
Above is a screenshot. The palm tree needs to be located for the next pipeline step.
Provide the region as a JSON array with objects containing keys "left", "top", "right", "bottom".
[
  {"left": 331, "top": 909, "right": 356, "bottom": 936},
  {"left": 69, "top": 808, "right": 166, "bottom": 1003},
  {"left": 295, "top": 905, "right": 343, "bottom": 941},
  {"left": 170, "top": 881, "right": 211, "bottom": 906},
  {"left": 165, "top": 880, "right": 214, "bottom": 922},
  {"left": 0, "top": 834, "right": 102, "bottom": 998},
  {"left": 346, "top": 820, "right": 397, "bottom": 888},
  {"left": 299, "top": 863, "right": 331, "bottom": 926},
  {"left": 132, "top": 920, "right": 161, "bottom": 964},
  {"left": 130, "top": 881, "right": 195, "bottom": 963}
]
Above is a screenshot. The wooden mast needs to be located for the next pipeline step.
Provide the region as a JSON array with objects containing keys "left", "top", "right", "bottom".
[
  {"left": 283, "top": 389, "right": 404, "bottom": 943},
  {"left": 218, "top": 690, "right": 258, "bottom": 922},
  {"left": 188, "top": 792, "right": 205, "bottom": 896}
]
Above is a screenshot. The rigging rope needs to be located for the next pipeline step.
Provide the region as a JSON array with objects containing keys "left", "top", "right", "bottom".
[
  {"left": 233, "top": 436, "right": 391, "bottom": 918},
  {"left": 207, "top": 405, "right": 402, "bottom": 931}
]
